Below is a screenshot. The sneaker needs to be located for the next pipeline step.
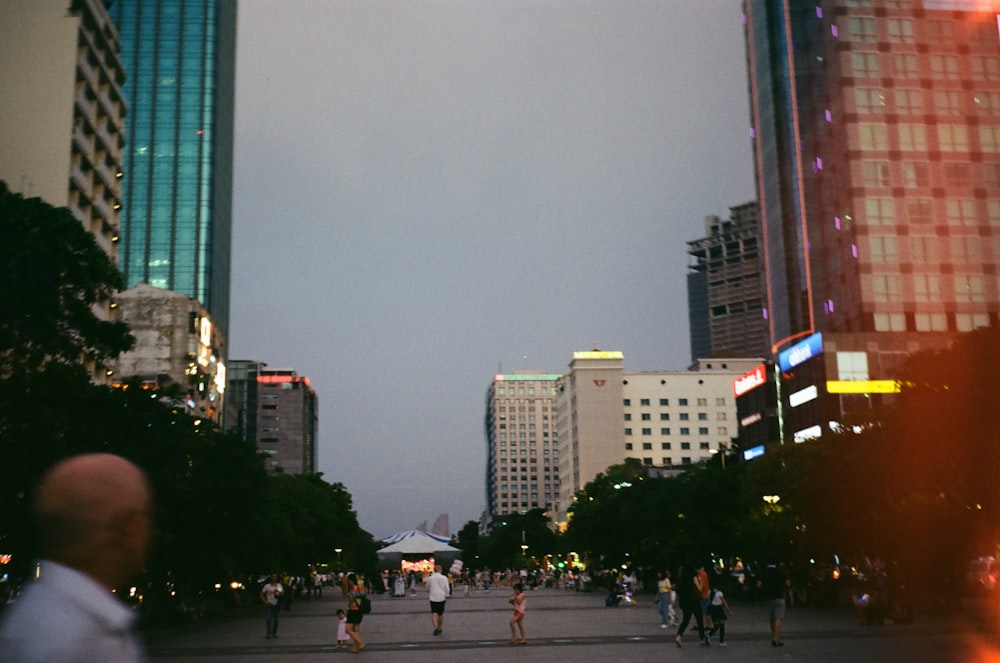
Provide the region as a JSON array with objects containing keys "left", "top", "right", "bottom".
[
  {"left": 660, "top": 624, "right": 669, "bottom": 629},
  {"left": 719, "top": 642, "right": 727, "bottom": 647},
  {"left": 772, "top": 640, "right": 785, "bottom": 647}
]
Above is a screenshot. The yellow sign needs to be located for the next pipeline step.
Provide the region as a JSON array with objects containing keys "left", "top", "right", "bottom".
[
  {"left": 826, "top": 380, "right": 900, "bottom": 394},
  {"left": 572, "top": 351, "right": 624, "bottom": 360}
]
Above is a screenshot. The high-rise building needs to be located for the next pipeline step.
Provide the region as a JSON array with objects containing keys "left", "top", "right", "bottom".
[
  {"left": 226, "top": 362, "right": 318, "bottom": 475},
  {"left": 484, "top": 373, "right": 562, "bottom": 523},
  {"left": 745, "top": 0, "right": 1000, "bottom": 439},
  {"left": 687, "top": 201, "right": 769, "bottom": 361},
  {"left": 0, "top": 0, "right": 127, "bottom": 382},
  {"left": 109, "top": 0, "right": 237, "bottom": 337}
]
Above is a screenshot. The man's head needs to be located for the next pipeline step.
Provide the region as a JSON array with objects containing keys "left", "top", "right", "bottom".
[
  {"left": 435, "top": 565, "right": 442, "bottom": 574},
  {"left": 34, "top": 453, "right": 152, "bottom": 590}
]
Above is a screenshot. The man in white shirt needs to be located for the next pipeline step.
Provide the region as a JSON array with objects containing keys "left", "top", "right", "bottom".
[
  {"left": 0, "top": 453, "right": 153, "bottom": 663},
  {"left": 426, "top": 565, "right": 451, "bottom": 635}
]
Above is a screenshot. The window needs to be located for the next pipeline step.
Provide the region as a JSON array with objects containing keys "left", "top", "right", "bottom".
[
  {"left": 858, "top": 123, "right": 889, "bottom": 150},
  {"left": 874, "top": 313, "right": 906, "bottom": 331},
  {"left": 870, "top": 273, "right": 902, "bottom": 302},
  {"left": 915, "top": 313, "right": 948, "bottom": 332},
  {"left": 930, "top": 55, "right": 960, "bottom": 81},
  {"left": 954, "top": 274, "right": 985, "bottom": 303},
  {"left": 678, "top": 398, "right": 688, "bottom": 406},
  {"left": 679, "top": 413, "right": 689, "bottom": 421},
  {"left": 869, "top": 236, "right": 898, "bottom": 263},
  {"left": 927, "top": 20, "right": 954, "bottom": 41},
  {"left": 624, "top": 428, "right": 632, "bottom": 436},
  {"left": 980, "top": 126, "right": 1000, "bottom": 153},
  {"left": 718, "top": 427, "right": 728, "bottom": 435},
  {"left": 956, "top": 313, "right": 990, "bottom": 332},
  {"left": 625, "top": 443, "right": 633, "bottom": 450},
  {"left": 907, "top": 199, "right": 933, "bottom": 224},
  {"left": 862, "top": 161, "right": 890, "bottom": 187},
  {"left": 864, "top": 198, "right": 895, "bottom": 226},
  {"left": 972, "top": 56, "right": 1000, "bottom": 82},
  {"left": 624, "top": 413, "right": 632, "bottom": 421},
  {"left": 660, "top": 428, "right": 671, "bottom": 435},
  {"left": 913, "top": 274, "right": 941, "bottom": 303},
  {"left": 898, "top": 124, "right": 928, "bottom": 151},
  {"left": 699, "top": 442, "right": 711, "bottom": 450},
  {"left": 698, "top": 427, "right": 709, "bottom": 435},
  {"left": 934, "top": 90, "right": 963, "bottom": 116},
  {"left": 642, "top": 428, "right": 652, "bottom": 436},
  {"left": 697, "top": 412, "right": 708, "bottom": 421},
  {"left": 681, "top": 442, "right": 691, "bottom": 450},
  {"left": 623, "top": 399, "right": 631, "bottom": 406},
  {"left": 894, "top": 88, "right": 923, "bottom": 115},
  {"left": 893, "top": 53, "right": 918, "bottom": 79},
  {"left": 851, "top": 52, "right": 879, "bottom": 78},
  {"left": 848, "top": 16, "right": 876, "bottom": 41},
  {"left": 640, "top": 398, "right": 650, "bottom": 406},
  {"left": 938, "top": 125, "right": 969, "bottom": 152},
  {"left": 661, "top": 442, "right": 671, "bottom": 450},
  {"left": 984, "top": 163, "right": 1000, "bottom": 188},
  {"left": 975, "top": 92, "right": 1000, "bottom": 117},
  {"left": 697, "top": 398, "right": 707, "bottom": 406},
  {"left": 911, "top": 236, "right": 938, "bottom": 263},
  {"left": 641, "top": 413, "right": 651, "bottom": 421},
  {"left": 642, "top": 442, "right": 652, "bottom": 450},
  {"left": 660, "top": 413, "right": 670, "bottom": 420},
  {"left": 902, "top": 163, "right": 929, "bottom": 188},
  {"left": 716, "top": 398, "right": 726, "bottom": 406},
  {"left": 659, "top": 398, "right": 669, "bottom": 406},
  {"left": 855, "top": 88, "right": 885, "bottom": 113},
  {"left": 887, "top": 18, "right": 914, "bottom": 43},
  {"left": 951, "top": 236, "right": 981, "bottom": 264},
  {"left": 836, "top": 352, "right": 868, "bottom": 380},
  {"left": 680, "top": 427, "right": 690, "bottom": 435},
  {"left": 945, "top": 199, "right": 977, "bottom": 227}
]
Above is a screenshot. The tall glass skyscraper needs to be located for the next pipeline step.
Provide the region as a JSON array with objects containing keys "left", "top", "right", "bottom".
[{"left": 110, "top": 0, "right": 237, "bottom": 336}]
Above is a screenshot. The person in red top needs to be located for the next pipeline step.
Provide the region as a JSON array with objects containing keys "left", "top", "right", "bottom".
[{"left": 697, "top": 564, "right": 712, "bottom": 630}]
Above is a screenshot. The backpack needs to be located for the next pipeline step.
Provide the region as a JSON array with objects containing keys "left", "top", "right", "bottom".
[{"left": 358, "top": 595, "right": 372, "bottom": 614}]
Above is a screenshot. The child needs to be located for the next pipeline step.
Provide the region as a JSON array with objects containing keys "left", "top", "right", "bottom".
[
  {"left": 509, "top": 582, "right": 526, "bottom": 644},
  {"left": 335, "top": 608, "right": 348, "bottom": 649},
  {"left": 707, "top": 587, "right": 734, "bottom": 646}
]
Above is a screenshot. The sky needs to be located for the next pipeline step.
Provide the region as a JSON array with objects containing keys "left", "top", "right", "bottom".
[{"left": 229, "top": 0, "right": 756, "bottom": 539}]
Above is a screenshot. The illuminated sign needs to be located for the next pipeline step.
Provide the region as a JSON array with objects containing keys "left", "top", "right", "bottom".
[
  {"left": 793, "top": 425, "right": 822, "bottom": 443},
  {"left": 826, "top": 380, "right": 900, "bottom": 394},
  {"left": 214, "top": 362, "right": 226, "bottom": 394},
  {"left": 733, "top": 364, "right": 767, "bottom": 398},
  {"left": 200, "top": 316, "right": 212, "bottom": 347},
  {"left": 743, "top": 445, "right": 765, "bottom": 461},
  {"left": 789, "top": 385, "right": 818, "bottom": 407},
  {"left": 778, "top": 332, "right": 823, "bottom": 371},
  {"left": 922, "top": 1, "right": 1000, "bottom": 10},
  {"left": 741, "top": 412, "right": 763, "bottom": 427},
  {"left": 572, "top": 351, "right": 624, "bottom": 360}
]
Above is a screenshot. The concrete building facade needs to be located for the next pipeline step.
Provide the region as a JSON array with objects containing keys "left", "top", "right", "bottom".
[
  {"left": 686, "top": 201, "right": 769, "bottom": 361},
  {"left": 109, "top": 283, "right": 227, "bottom": 423},
  {"left": 226, "top": 362, "right": 317, "bottom": 475}
]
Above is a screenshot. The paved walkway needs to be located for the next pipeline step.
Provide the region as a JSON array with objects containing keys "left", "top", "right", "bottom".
[{"left": 147, "top": 586, "right": 996, "bottom": 662}]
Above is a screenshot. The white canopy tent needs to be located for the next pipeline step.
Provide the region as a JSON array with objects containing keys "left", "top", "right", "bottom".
[{"left": 377, "top": 530, "right": 461, "bottom": 572}]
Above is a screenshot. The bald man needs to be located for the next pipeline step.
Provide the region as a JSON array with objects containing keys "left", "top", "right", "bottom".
[{"left": 0, "top": 453, "right": 153, "bottom": 663}]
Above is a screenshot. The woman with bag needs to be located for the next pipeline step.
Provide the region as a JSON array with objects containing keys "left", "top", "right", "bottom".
[{"left": 343, "top": 572, "right": 367, "bottom": 653}]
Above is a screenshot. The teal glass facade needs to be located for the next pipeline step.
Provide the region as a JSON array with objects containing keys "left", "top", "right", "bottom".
[{"left": 111, "top": 0, "right": 236, "bottom": 336}]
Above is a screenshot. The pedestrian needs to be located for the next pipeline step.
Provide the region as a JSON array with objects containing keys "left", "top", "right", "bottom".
[
  {"left": 674, "top": 563, "right": 708, "bottom": 647},
  {"left": 335, "top": 609, "right": 349, "bottom": 649},
  {"left": 508, "top": 582, "right": 527, "bottom": 644},
  {"left": 697, "top": 563, "right": 712, "bottom": 629},
  {"left": 426, "top": 564, "right": 450, "bottom": 635},
  {"left": 0, "top": 453, "right": 153, "bottom": 663},
  {"left": 758, "top": 562, "right": 791, "bottom": 647},
  {"left": 343, "top": 572, "right": 367, "bottom": 653},
  {"left": 707, "top": 587, "right": 734, "bottom": 646},
  {"left": 260, "top": 573, "right": 284, "bottom": 639},
  {"left": 654, "top": 570, "right": 677, "bottom": 627}
]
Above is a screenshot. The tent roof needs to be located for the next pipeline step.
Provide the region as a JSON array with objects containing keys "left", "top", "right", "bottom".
[{"left": 377, "top": 530, "right": 459, "bottom": 555}]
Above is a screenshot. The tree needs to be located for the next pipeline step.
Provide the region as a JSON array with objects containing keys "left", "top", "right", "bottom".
[{"left": 0, "top": 181, "right": 133, "bottom": 378}]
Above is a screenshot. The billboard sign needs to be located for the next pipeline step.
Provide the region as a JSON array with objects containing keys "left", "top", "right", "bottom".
[
  {"left": 733, "top": 364, "right": 767, "bottom": 398},
  {"left": 778, "top": 332, "right": 823, "bottom": 371}
]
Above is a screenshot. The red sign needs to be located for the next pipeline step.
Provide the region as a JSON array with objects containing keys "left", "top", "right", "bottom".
[{"left": 733, "top": 364, "right": 766, "bottom": 398}]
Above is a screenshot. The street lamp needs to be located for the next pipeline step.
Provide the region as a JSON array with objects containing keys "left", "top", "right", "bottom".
[{"left": 335, "top": 548, "right": 343, "bottom": 570}]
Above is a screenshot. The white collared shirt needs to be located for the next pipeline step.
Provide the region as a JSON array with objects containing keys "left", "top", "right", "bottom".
[{"left": 0, "top": 561, "right": 146, "bottom": 663}]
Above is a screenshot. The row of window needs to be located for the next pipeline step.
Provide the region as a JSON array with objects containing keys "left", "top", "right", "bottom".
[
  {"left": 625, "top": 441, "right": 717, "bottom": 451},
  {"left": 855, "top": 123, "right": 1000, "bottom": 153},
  {"left": 625, "top": 412, "right": 727, "bottom": 421},
  {"left": 854, "top": 89, "right": 1000, "bottom": 117},
  {"left": 624, "top": 397, "right": 726, "bottom": 406},
  {"left": 860, "top": 161, "right": 1000, "bottom": 189},
  {"left": 873, "top": 312, "right": 991, "bottom": 333},
  {"left": 624, "top": 427, "right": 728, "bottom": 436},
  {"left": 868, "top": 273, "right": 998, "bottom": 303},
  {"left": 850, "top": 51, "right": 999, "bottom": 82}
]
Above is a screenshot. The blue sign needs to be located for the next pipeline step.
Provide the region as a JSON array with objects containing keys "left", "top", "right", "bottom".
[
  {"left": 778, "top": 332, "right": 823, "bottom": 371},
  {"left": 743, "top": 445, "right": 765, "bottom": 461}
]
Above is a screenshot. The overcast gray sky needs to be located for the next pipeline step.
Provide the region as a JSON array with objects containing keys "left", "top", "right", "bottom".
[{"left": 229, "top": 0, "right": 755, "bottom": 539}]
